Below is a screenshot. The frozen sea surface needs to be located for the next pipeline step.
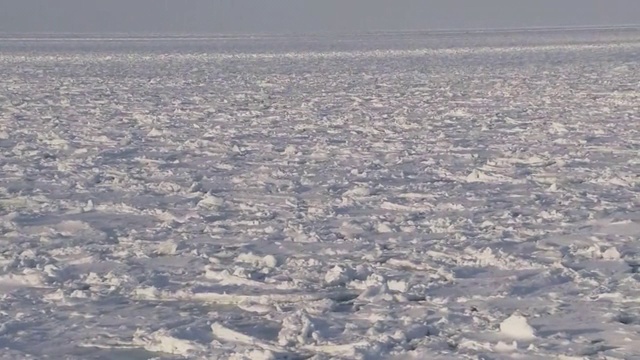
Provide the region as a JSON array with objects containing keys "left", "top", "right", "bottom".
[{"left": 1, "top": 28, "right": 640, "bottom": 359}]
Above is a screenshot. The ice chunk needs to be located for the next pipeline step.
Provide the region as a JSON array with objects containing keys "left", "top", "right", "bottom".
[{"left": 500, "top": 313, "right": 536, "bottom": 340}]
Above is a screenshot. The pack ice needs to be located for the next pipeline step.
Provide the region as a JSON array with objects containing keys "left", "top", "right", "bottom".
[{"left": 1, "top": 28, "right": 640, "bottom": 359}]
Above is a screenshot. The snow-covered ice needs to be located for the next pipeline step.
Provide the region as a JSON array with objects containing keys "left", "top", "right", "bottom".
[{"left": 1, "top": 28, "right": 640, "bottom": 359}]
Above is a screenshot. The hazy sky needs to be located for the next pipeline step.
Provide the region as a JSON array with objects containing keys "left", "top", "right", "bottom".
[{"left": 1, "top": 0, "right": 639, "bottom": 34}]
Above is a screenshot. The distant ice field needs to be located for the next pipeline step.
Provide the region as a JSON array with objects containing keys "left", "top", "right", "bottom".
[
  {"left": 2, "top": 26, "right": 640, "bottom": 54},
  {"left": 0, "top": 28, "right": 639, "bottom": 359}
]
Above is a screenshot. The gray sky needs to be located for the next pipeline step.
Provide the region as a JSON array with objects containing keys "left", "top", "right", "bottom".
[{"left": 1, "top": 0, "right": 638, "bottom": 34}]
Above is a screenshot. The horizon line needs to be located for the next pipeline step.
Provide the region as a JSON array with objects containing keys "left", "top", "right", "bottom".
[{"left": 1, "top": 23, "right": 639, "bottom": 40}]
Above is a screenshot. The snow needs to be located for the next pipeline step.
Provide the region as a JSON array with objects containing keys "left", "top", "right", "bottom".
[{"left": 1, "top": 27, "right": 640, "bottom": 359}]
